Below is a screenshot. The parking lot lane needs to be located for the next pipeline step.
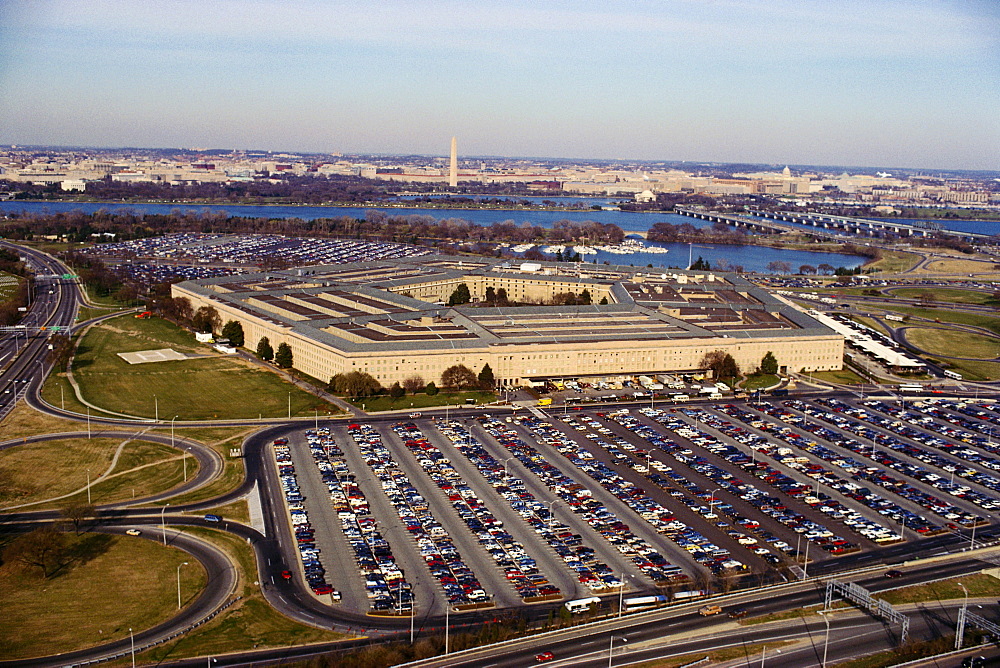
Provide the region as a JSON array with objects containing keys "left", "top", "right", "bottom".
[
  {"left": 285, "top": 433, "right": 363, "bottom": 610},
  {"left": 478, "top": 419, "right": 673, "bottom": 589},
  {"left": 573, "top": 411, "right": 761, "bottom": 573},
  {"left": 378, "top": 422, "right": 523, "bottom": 609},
  {"left": 330, "top": 424, "right": 443, "bottom": 616},
  {"left": 427, "top": 419, "right": 582, "bottom": 600}
]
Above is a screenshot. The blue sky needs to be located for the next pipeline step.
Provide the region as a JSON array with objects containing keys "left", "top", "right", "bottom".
[{"left": 1, "top": 0, "right": 998, "bottom": 170}]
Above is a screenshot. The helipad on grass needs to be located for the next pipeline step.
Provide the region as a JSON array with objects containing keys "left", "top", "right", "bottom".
[{"left": 117, "top": 348, "right": 191, "bottom": 364}]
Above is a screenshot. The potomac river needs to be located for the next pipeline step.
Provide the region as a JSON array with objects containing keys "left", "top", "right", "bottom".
[{"left": 0, "top": 200, "right": 866, "bottom": 273}]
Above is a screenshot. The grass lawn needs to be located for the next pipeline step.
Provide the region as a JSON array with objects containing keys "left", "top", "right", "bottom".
[
  {"left": 136, "top": 527, "right": 348, "bottom": 662},
  {"left": 889, "top": 287, "right": 998, "bottom": 306},
  {"left": 66, "top": 314, "right": 331, "bottom": 420},
  {"left": 879, "top": 304, "right": 1000, "bottom": 336},
  {"left": 147, "top": 426, "right": 252, "bottom": 506},
  {"left": 349, "top": 390, "right": 496, "bottom": 412},
  {"left": 0, "top": 402, "right": 89, "bottom": 438},
  {"left": 77, "top": 305, "right": 127, "bottom": 323},
  {"left": 741, "top": 374, "right": 779, "bottom": 391},
  {"left": 0, "top": 532, "right": 206, "bottom": 660},
  {"left": 808, "top": 368, "right": 866, "bottom": 385},
  {"left": 0, "top": 437, "right": 190, "bottom": 510},
  {"left": 925, "top": 257, "right": 998, "bottom": 274},
  {"left": 867, "top": 250, "right": 921, "bottom": 274},
  {"left": 202, "top": 499, "right": 250, "bottom": 525},
  {"left": 876, "top": 573, "right": 1000, "bottom": 606},
  {"left": 937, "top": 358, "right": 1000, "bottom": 382},
  {"left": 905, "top": 327, "right": 1000, "bottom": 360}
]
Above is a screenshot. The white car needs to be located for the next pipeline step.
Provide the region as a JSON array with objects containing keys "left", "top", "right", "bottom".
[{"left": 125, "top": 529, "right": 142, "bottom": 536}]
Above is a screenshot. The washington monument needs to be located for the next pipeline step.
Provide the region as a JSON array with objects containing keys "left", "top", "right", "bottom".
[{"left": 449, "top": 136, "right": 457, "bottom": 187}]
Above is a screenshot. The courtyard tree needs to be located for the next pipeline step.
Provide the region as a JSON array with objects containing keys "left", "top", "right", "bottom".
[
  {"left": 274, "top": 342, "right": 293, "bottom": 368},
  {"left": 256, "top": 336, "right": 274, "bottom": 362},
  {"left": 221, "top": 320, "right": 245, "bottom": 347},
  {"left": 478, "top": 363, "right": 495, "bottom": 389},
  {"left": 760, "top": 350, "right": 779, "bottom": 375},
  {"left": 447, "top": 283, "right": 471, "bottom": 306},
  {"left": 441, "top": 364, "right": 477, "bottom": 390},
  {"left": 425, "top": 381, "right": 439, "bottom": 396},
  {"left": 701, "top": 349, "right": 741, "bottom": 383},
  {"left": 402, "top": 375, "right": 425, "bottom": 394},
  {"left": 191, "top": 305, "right": 220, "bottom": 334},
  {"left": 328, "top": 371, "right": 382, "bottom": 398},
  {"left": 389, "top": 382, "right": 405, "bottom": 399}
]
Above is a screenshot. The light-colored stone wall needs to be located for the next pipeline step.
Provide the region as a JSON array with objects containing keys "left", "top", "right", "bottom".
[{"left": 173, "top": 282, "right": 842, "bottom": 388}]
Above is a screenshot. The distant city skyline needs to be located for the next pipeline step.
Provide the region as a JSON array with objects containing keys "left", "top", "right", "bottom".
[{"left": 1, "top": 0, "right": 998, "bottom": 171}]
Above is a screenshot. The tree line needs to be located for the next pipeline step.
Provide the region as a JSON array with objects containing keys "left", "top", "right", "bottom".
[{"left": 0, "top": 209, "right": 625, "bottom": 247}]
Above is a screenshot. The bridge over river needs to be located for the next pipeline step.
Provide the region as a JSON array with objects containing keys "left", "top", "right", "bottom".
[{"left": 676, "top": 208, "right": 992, "bottom": 242}]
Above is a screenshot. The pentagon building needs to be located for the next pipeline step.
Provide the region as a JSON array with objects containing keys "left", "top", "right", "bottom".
[{"left": 172, "top": 256, "right": 843, "bottom": 388}]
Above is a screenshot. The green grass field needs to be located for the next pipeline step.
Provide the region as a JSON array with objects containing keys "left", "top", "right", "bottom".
[
  {"left": 0, "top": 437, "right": 190, "bottom": 510},
  {"left": 867, "top": 250, "right": 921, "bottom": 273},
  {"left": 351, "top": 390, "right": 496, "bottom": 412},
  {"left": 808, "top": 368, "right": 867, "bottom": 385},
  {"left": 63, "top": 314, "right": 330, "bottom": 420},
  {"left": 0, "top": 533, "right": 206, "bottom": 660},
  {"left": 879, "top": 304, "right": 1000, "bottom": 336},
  {"left": 889, "top": 287, "right": 998, "bottom": 306},
  {"left": 905, "top": 327, "right": 1000, "bottom": 360}
]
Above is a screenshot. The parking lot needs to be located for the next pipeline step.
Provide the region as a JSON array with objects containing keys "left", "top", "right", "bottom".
[{"left": 267, "top": 394, "right": 1000, "bottom": 616}]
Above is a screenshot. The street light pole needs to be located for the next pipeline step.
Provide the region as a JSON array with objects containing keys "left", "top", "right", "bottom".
[
  {"left": 608, "top": 635, "right": 627, "bottom": 668},
  {"left": 956, "top": 582, "right": 969, "bottom": 650},
  {"left": 821, "top": 612, "right": 830, "bottom": 668},
  {"left": 444, "top": 603, "right": 449, "bottom": 655},
  {"left": 161, "top": 503, "right": 169, "bottom": 546},
  {"left": 86, "top": 468, "right": 91, "bottom": 505},
  {"left": 130, "top": 627, "right": 135, "bottom": 668},
  {"left": 803, "top": 538, "right": 811, "bottom": 580},
  {"left": 177, "top": 561, "right": 189, "bottom": 609}
]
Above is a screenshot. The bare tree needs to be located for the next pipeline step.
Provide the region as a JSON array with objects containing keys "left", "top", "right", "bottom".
[
  {"left": 402, "top": 375, "right": 425, "bottom": 394},
  {"left": 61, "top": 503, "right": 97, "bottom": 535},
  {"left": 4, "top": 527, "right": 67, "bottom": 577}
]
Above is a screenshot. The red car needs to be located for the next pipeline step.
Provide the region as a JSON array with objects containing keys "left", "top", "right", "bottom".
[
  {"left": 535, "top": 651, "right": 555, "bottom": 663},
  {"left": 281, "top": 570, "right": 293, "bottom": 580}
]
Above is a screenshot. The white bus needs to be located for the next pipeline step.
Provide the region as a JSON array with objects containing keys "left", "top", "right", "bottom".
[
  {"left": 943, "top": 370, "right": 963, "bottom": 380},
  {"left": 623, "top": 595, "right": 668, "bottom": 611},
  {"left": 564, "top": 596, "right": 601, "bottom": 614},
  {"left": 898, "top": 384, "right": 922, "bottom": 393}
]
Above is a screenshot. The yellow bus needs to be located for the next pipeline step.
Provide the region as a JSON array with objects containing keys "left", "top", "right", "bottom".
[{"left": 537, "top": 397, "right": 553, "bottom": 406}]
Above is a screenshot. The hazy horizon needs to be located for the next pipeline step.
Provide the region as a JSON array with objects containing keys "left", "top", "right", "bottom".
[{"left": 2, "top": 1, "right": 998, "bottom": 171}]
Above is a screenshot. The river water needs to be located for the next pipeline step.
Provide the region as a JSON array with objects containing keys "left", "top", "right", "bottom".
[{"left": 0, "top": 200, "right": 865, "bottom": 273}]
